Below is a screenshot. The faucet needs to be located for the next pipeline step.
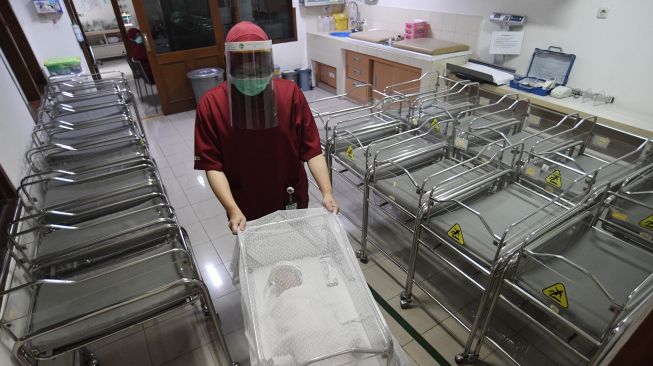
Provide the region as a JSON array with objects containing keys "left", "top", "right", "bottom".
[{"left": 349, "top": 1, "right": 364, "bottom": 32}]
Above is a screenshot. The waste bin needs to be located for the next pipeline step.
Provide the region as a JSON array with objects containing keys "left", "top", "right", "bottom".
[
  {"left": 295, "top": 68, "right": 313, "bottom": 91},
  {"left": 187, "top": 68, "right": 224, "bottom": 104}
]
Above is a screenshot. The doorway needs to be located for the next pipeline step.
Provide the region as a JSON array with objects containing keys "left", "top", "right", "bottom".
[{"left": 67, "top": 0, "right": 162, "bottom": 116}]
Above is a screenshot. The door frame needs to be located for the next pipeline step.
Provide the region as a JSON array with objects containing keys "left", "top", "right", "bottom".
[
  {"left": 131, "top": 0, "right": 226, "bottom": 114},
  {"left": 0, "top": 0, "right": 47, "bottom": 105},
  {"left": 60, "top": 0, "right": 100, "bottom": 77}
]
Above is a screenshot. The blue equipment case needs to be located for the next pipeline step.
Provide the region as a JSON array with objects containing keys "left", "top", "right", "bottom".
[{"left": 510, "top": 46, "right": 575, "bottom": 96}]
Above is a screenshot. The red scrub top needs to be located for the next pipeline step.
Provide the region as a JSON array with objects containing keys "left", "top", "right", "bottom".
[{"left": 194, "top": 79, "right": 322, "bottom": 220}]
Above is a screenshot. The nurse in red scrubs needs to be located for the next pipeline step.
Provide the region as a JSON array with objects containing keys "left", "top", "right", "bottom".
[{"left": 194, "top": 21, "right": 337, "bottom": 234}]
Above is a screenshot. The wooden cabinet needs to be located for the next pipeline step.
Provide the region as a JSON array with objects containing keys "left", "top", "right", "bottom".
[
  {"left": 316, "top": 62, "right": 337, "bottom": 90},
  {"left": 344, "top": 50, "right": 422, "bottom": 103},
  {"left": 371, "top": 61, "right": 395, "bottom": 99},
  {"left": 345, "top": 77, "right": 371, "bottom": 103},
  {"left": 345, "top": 51, "right": 370, "bottom": 82}
]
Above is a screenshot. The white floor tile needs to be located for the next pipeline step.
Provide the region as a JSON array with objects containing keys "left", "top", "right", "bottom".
[
  {"left": 185, "top": 222, "right": 211, "bottom": 245},
  {"left": 144, "top": 306, "right": 215, "bottom": 366},
  {"left": 93, "top": 329, "right": 153, "bottom": 366},
  {"left": 169, "top": 165, "right": 197, "bottom": 181},
  {"left": 202, "top": 215, "right": 231, "bottom": 240},
  {"left": 158, "top": 343, "right": 218, "bottom": 366},
  {"left": 201, "top": 263, "right": 237, "bottom": 300},
  {"left": 211, "top": 233, "right": 238, "bottom": 264},
  {"left": 175, "top": 205, "right": 200, "bottom": 227},
  {"left": 191, "top": 241, "right": 222, "bottom": 271},
  {"left": 167, "top": 189, "right": 191, "bottom": 209},
  {"left": 213, "top": 290, "right": 245, "bottom": 335},
  {"left": 184, "top": 184, "right": 216, "bottom": 205},
  {"left": 193, "top": 199, "right": 226, "bottom": 221},
  {"left": 165, "top": 150, "right": 194, "bottom": 166},
  {"left": 224, "top": 328, "right": 250, "bottom": 365},
  {"left": 176, "top": 172, "right": 208, "bottom": 190}
]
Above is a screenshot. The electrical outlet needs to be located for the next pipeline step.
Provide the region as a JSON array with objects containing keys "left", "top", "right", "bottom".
[{"left": 597, "top": 7, "right": 609, "bottom": 19}]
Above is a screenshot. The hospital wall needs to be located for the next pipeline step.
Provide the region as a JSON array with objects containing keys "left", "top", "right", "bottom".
[
  {"left": 0, "top": 51, "right": 32, "bottom": 366},
  {"left": 370, "top": 0, "right": 653, "bottom": 116},
  {"left": 273, "top": 1, "right": 309, "bottom": 71},
  {"left": 0, "top": 51, "right": 36, "bottom": 189},
  {"left": 9, "top": 0, "right": 87, "bottom": 75}
]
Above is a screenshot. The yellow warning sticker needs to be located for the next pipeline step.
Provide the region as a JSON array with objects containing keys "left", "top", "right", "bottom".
[
  {"left": 447, "top": 223, "right": 464, "bottom": 245},
  {"left": 610, "top": 210, "right": 628, "bottom": 222},
  {"left": 345, "top": 145, "right": 355, "bottom": 161},
  {"left": 431, "top": 117, "right": 441, "bottom": 133},
  {"left": 542, "top": 283, "right": 568, "bottom": 308},
  {"left": 545, "top": 169, "right": 562, "bottom": 188},
  {"left": 639, "top": 215, "right": 653, "bottom": 230}
]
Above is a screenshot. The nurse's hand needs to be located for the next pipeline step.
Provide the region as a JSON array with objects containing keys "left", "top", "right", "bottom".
[
  {"left": 322, "top": 193, "right": 339, "bottom": 214},
  {"left": 227, "top": 208, "right": 246, "bottom": 234}
]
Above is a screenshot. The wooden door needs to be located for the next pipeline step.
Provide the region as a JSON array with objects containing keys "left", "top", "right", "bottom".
[
  {"left": 132, "top": 0, "right": 226, "bottom": 115},
  {"left": 371, "top": 61, "right": 394, "bottom": 100}
]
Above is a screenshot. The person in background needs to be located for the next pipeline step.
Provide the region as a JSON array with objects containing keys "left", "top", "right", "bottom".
[
  {"left": 126, "top": 28, "right": 154, "bottom": 81},
  {"left": 194, "top": 21, "right": 337, "bottom": 234}
]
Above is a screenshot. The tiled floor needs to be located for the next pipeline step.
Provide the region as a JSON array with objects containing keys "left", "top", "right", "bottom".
[{"left": 41, "top": 87, "right": 588, "bottom": 365}]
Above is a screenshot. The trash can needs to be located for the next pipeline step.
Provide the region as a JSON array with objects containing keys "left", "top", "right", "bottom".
[
  {"left": 187, "top": 68, "right": 224, "bottom": 104},
  {"left": 295, "top": 68, "right": 313, "bottom": 91}
]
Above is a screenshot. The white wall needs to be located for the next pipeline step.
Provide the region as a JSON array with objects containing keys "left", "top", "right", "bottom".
[
  {"left": 9, "top": 0, "right": 87, "bottom": 74},
  {"left": 272, "top": 0, "right": 308, "bottom": 71},
  {"left": 0, "top": 51, "right": 35, "bottom": 189},
  {"left": 367, "top": 0, "right": 653, "bottom": 115}
]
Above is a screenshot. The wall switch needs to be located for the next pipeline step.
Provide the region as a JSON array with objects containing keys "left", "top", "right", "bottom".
[{"left": 597, "top": 7, "right": 609, "bottom": 19}]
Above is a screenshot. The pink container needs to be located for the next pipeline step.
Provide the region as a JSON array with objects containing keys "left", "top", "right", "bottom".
[
  {"left": 404, "top": 33, "right": 426, "bottom": 39},
  {"left": 405, "top": 19, "right": 428, "bottom": 32},
  {"left": 405, "top": 27, "right": 428, "bottom": 35}
]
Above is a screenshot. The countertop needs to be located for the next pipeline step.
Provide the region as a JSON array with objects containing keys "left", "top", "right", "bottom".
[
  {"left": 481, "top": 83, "right": 653, "bottom": 138},
  {"left": 307, "top": 31, "right": 472, "bottom": 62}
]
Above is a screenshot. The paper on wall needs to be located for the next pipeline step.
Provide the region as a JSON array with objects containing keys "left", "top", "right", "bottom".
[{"left": 490, "top": 31, "right": 525, "bottom": 55}]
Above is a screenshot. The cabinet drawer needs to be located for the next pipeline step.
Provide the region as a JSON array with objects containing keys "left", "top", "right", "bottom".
[
  {"left": 345, "top": 77, "right": 370, "bottom": 104},
  {"left": 316, "top": 62, "right": 337, "bottom": 89},
  {"left": 346, "top": 51, "right": 370, "bottom": 82}
]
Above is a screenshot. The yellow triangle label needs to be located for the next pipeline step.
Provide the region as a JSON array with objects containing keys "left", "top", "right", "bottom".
[
  {"left": 542, "top": 283, "right": 568, "bottom": 308},
  {"left": 447, "top": 223, "right": 464, "bottom": 245},
  {"left": 545, "top": 169, "right": 562, "bottom": 188},
  {"left": 639, "top": 215, "right": 653, "bottom": 230},
  {"left": 345, "top": 145, "right": 355, "bottom": 161},
  {"left": 431, "top": 117, "right": 441, "bottom": 133}
]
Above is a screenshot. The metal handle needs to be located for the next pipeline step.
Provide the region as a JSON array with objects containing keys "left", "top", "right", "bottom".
[
  {"left": 548, "top": 46, "right": 563, "bottom": 53},
  {"left": 143, "top": 33, "right": 152, "bottom": 53},
  {"left": 353, "top": 69, "right": 362, "bottom": 75},
  {"left": 353, "top": 56, "right": 360, "bottom": 62}
]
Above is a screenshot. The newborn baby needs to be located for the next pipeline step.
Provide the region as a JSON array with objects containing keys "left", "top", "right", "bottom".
[{"left": 263, "top": 262, "right": 366, "bottom": 365}]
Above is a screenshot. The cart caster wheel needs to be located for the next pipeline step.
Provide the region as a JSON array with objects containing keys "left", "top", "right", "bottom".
[
  {"left": 355, "top": 250, "right": 368, "bottom": 263},
  {"left": 399, "top": 293, "right": 412, "bottom": 309},
  {"left": 455, "top": 353, "right": 479, "bottom": 364},
  {"left": 232, "top": 362, "right": 240, "bottom": 366}
]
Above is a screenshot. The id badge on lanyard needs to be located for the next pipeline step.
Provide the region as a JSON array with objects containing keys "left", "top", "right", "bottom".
[{"left": 285, "top": 186, "right": 297, "bottom": 210}]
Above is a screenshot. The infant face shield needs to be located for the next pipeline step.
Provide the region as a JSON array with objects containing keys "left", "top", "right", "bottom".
[{"left": 225, "top": 40, "right": 277, "bottom": 129}]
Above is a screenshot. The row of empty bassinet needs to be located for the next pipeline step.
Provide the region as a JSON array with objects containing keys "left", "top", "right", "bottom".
[
  {"left": 309, "top": 74, "right": 653, "bottom": 365},
  {"left": 2, "top": 72, "right": 234, "bottom": 366}
]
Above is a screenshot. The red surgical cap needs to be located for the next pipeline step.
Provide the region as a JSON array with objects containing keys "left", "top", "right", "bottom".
[{"left": 225, "top": 21, "right": 269, "bottom": 42}]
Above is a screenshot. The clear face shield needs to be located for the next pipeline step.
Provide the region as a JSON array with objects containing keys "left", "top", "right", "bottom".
[{"left": 225, "top": 40, "right": 277, "bottom": 129}]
